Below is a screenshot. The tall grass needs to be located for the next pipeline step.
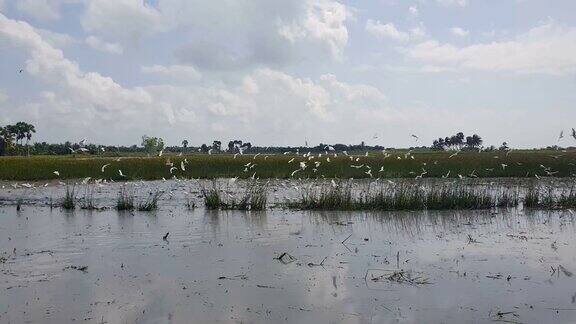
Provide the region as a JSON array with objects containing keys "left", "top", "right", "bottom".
[
  {"left": 80, "top": 185, "right": 97, "bottom": 210},
  {"left": 200, "top": 180, "right": 267, "bottom": 210},
  {"left": 137, "top": 190, "right": 163, "bottom": 211},
  {"left": 288, "top": 181, "right": 517, "bottom": 211},
  {"left": 526, "top": 186, "right": 576, "bottom": 209},
  {"left": 62, "top": 185, "right": 76, "bottom": 210},
  {"left": 116, "top": 186, "right": 135, "bottom": 211}
]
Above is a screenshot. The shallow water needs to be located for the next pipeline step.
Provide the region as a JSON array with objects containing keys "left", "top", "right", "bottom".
[{"left": 1, "top": 181, "right": 576, "bottom": 323}]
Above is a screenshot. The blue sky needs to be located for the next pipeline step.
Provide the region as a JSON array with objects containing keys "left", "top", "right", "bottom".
[{"left": 0, "top": 0, "right": 575, "bottom": 148}]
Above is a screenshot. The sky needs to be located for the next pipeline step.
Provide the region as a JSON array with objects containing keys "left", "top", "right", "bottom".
[{"left": 0, "top": 0, "right": 575, "bottom": 148}]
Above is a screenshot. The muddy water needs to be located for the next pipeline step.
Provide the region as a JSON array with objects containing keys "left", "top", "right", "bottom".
[{"left": 1, "top": 182, "right": 576, "bottom": 323}]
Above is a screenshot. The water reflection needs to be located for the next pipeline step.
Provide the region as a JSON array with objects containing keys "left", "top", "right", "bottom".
[{"left": 0, "top": 203, "right": 575, "bottom": 323}]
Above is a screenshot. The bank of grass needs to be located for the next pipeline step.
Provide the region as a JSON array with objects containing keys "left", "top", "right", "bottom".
[
  {"left": 288, "top": 182, "right": 518, "bottom": 211},
  {"left": 0, "top": 150, "right": 575, "bottom": 181},
  {"left": 200, "top": 180, "right": 267, "bottom": 211}
]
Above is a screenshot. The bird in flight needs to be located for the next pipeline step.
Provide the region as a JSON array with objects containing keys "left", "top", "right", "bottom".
[
  {"left": 411, "top": 134, "right": 419, "bottom": 141},
  {"left": 572, "top": 128, "right": 576, "bottom": 140},
  {"left": 559, "top": 130, "right": 564, "bottom": 141},
  {"left": 18, "top": 69, "right": 23, "bottom": 73}
]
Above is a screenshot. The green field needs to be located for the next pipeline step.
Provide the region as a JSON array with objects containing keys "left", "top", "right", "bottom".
[{"left": 0, "top": 150, "right": 574, "bottom": 181}]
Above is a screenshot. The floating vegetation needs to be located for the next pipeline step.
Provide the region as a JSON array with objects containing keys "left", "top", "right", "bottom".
[
  {"left": 137, "top": 190, "right": 163, "bottom": 211},
  {"left": 288, "top": 181, "right": 517, "bottom": 211},
  {"left": 61, "top": 185, "right": 76, "bottom": 210},
  {"left": 116, "top": 186, "right": 135, "bottom": 211}
]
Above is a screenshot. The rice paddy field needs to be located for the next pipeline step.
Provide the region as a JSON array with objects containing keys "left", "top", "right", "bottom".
[
  {"left": 1, "top": 178, "right": 576, "bottom": 323},
  {"left": 2, "top": 150, "right": 576, "bottom": 323},
  {"left": 0, "top": 149, "right": 575, "bottom": 181}
]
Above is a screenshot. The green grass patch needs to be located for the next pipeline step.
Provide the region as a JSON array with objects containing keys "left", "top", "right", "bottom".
[{"left": 0, "top": 150, "right": 575, "bottom": 181}]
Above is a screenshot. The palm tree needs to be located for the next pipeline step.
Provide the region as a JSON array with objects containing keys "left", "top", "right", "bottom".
[{"left": 23, "top": 123, "right": 36, "bottom": 156}]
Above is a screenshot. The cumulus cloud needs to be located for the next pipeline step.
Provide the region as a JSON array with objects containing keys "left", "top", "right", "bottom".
[
  {"left": 15, "top": 0, "right": 60, "bottom": 21},
  {"left": 366, "top": 20, "right": 425, "bottom": 43},
  {"left": 450, "top": 27, "right": 469, "bottom": 37},
  {"left": 85, "top": 35, "right": 123, "bottom": 54},
  {"left": 141, "top": 65, "right": 202, "bottom": 83},
  {"left": 81, "top": 0, "right": 165, "bottom": 44},
  {"left": 405, "top": 21, "right": 576, "bottom": 75},
  {"left": 366, "top": 20, "right": 410, "bottom": 42},
  {"left": 82, "top": 0, "right": 349, "bottom": 69}
]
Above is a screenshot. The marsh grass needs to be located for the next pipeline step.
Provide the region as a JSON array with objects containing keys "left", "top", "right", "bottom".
[
  {"left": 116, "top": 186, "right": 135, "bottom": 211},
  {"left": 200, "top": 181, "right": 221, "bottom": 210},
  {"left": 62, "top": 185, "right": 76, "bottom": 210},
  {"left": 523, "top": 186, "right": 576, "bottom": 209},
  {"left": 288, "top": 181, "right": 516, "bottom": 211},
  {"left": 200, "top": 180, "right": 268, "bottom": 210},
  {"left": 138, "top": 190, "right": 163, "bottom": 211},
  {"left": 80, "top": 185, "right": 97, "bottom": 210}
]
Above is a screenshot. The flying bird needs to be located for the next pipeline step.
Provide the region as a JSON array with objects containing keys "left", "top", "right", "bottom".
[
  {"left": 411, "top": 134, "right": 419, "bottom": 141},
  {"left": 559, "top": 130, "right": 564, "bottom": 141},
  {"left": 572, "top": 128, "right": 576, "bottom": 140}
]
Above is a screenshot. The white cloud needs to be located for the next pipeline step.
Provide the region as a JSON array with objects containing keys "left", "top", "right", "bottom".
[
  {"left": 16, "top": 0, "right": 60, "bottom": 21},
  {"left": 436, "top": 0, "right": 468, "bottom": 7},
  {"left": 366, "top": 20, "right": 409, "bottom": 42},
  {"left": 38, "top": 28, "right": 76, "bottom": 47},
  {"left": 85, "top": 35, "right": 123, "bottom": 54},
  {"left": 82, "top": 0, "right": 349, "bottom": 68},
  {"left": 366, "top": 20, "right": 425, "bottom": 42},
  {"left": 450, "top": 27, "right": 469, "bottom": 37},
  {"left": 408, "top": 6, "right": 419, "bottom": 17},
  {"left": 405, "top": 21, "right": 576, "bottom": 75},
  {"left": 141, "top": 65, "right": 202, "bottom": 83},
  {"left": 81, "top": 0, "right": 165, "bottom": 44},
  {"left": 277, "top": 0, "right": 349, "bottom": 60}
]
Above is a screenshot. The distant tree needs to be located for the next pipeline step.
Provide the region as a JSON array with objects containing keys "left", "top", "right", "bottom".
[
  {"left": 212, "top": 140, "right": 222, "bottom": 151},
  {"left": 200, "top": 144, "right": 209, "bottom": 153},
  {"left": 499, "top": 142, "right": 509, "bottom": 151},
  {"left": 181, "top": 139, "right": 188, "bottom": 149},
  {"left": 141, "top": 135, "right": 164, "bottom": 156},
  {"left": 23, "top": 123, "right": 36, "bottom": 156}
]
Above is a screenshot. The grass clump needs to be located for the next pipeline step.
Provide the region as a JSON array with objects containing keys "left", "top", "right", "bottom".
[
  {"left": 138, "top": 190, "right": 163, "bottom": 211},
  {"left": 200, "top": 181, "right": 222, "bottom": 210},
  {"left": 288, "top": 181, "right": 514, "bottom": 211},
  {"left": 200, "top": 180, "right": 268, "bottom": 210},
  {"left": 80, "top": 185, "right": 97, "bottom": 210},
  {"left": 116, "top": 186, "right": 135, "bottom": 211},
  {"left": 62, "top": 185, "right": 76, "bottom": 210}
]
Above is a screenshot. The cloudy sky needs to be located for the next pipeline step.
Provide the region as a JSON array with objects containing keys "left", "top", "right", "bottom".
[{"left": 0, "top": 0, "right": 575, "bottom": 148}]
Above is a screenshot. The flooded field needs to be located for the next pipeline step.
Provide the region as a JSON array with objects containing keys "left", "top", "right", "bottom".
[{"left": 1, "top": 180, "right": 576, "bottom": 323}]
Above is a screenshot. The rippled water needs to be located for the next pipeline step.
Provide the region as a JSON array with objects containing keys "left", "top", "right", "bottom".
[{"left": 1, "top": 180, "right": 576, "bottom": 323}]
